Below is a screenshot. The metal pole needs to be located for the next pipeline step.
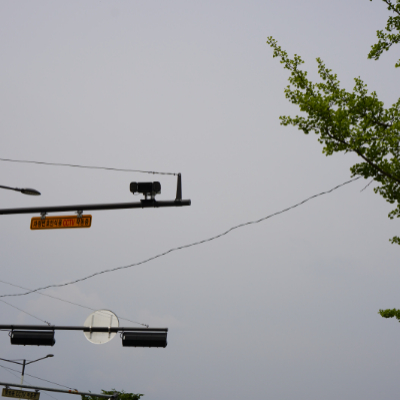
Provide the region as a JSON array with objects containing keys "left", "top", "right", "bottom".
[
  {"left": 20, "top": 360, "right": 25, "bottom": 387},
  {"left": 0, "top": 382, "right": 116, "bottom": 399},
  {"left": 0, "top": 325, "right": 168, "bottom": 332},
  {"left": 0, "top": 199, "right": 191, "bottom": 216}
]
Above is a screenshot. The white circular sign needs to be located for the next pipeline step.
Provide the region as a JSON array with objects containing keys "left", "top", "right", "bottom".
[{"left": 83, "top": 309, "right": 119, "bottom": 345}]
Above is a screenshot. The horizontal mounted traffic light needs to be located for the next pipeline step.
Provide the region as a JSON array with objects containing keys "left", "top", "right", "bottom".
[
  {"left": 10, "top": 331, "right": 55, "bottom": 346},
  {"left": 122, "top": 331, "right": 167, "bottom": 348}
]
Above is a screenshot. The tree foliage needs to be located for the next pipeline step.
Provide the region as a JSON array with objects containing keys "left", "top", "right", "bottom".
[
  {"left": 266, "top": 0, "right": 400, "bottom": 245},
  {"left": 368, "top": 0, "right": 400, "bottom": 67},
  {"left": 81, "top": 390, "right": 144, "bottom": 400},
  {"left": 378, "top": 308, "right": 400, "bottom": 319}
]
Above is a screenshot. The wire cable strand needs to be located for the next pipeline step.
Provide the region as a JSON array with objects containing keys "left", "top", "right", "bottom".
[
  {"left": 0, "top": 280, "right": 148, "bottom": 328},
  {"left": 0, "top": 299, "right": 51, "bottom": 325},
  {"left": 0, "top": 364, "right": 21, "bottom": 380},
  {"left": 0, "top": 176, "right": 361, "bottom": 299},
  {"left": 0, "top": 364, "right": 73, "bottom": 390},
  {"left": 360, "top": 179, "right": 374, "bottom": 192},
  {"left": 0, "top": 365, "right": 60, "bottom": 400},
  {"left": 0, "top": 157, "right": 176, "bottom": 176}
]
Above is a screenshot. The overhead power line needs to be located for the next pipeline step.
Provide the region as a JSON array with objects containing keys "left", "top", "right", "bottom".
[
  {"left": 0, "top": 157, "right": 176, "bottom": 176},
  {"left": 0, "top": 299, "right": 50, "bottom": 325},
  {"left": 360, "top": 179, "right": 374, "bottom": 192},
  {"left": 0, "top": 364, "right": 73, "bottom": 390},
  {"left": 0, "top": 177, "right": 361, "bottom": 299},
  {"left": 0, "top": 279, "right": 148, "bottom": 328},
  {"left": 0, "top": 365, "right": 60, "bottom": 400},
  {"left": 0, "top": 364, "right": 21, "bottom": 380}
]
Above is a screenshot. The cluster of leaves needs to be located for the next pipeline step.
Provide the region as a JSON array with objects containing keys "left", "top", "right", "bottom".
[
  {"left": 266, "top": 10, "right": 400, "bottom": 244},
  {"left": 368, "top": 0, "right": 400, "bottom": 67},
  {"left": 81, "top": 390, "right": 144, "bottom": 400},
  {"left": 378, "top": 308, "right": 400, "bottom": 320}
]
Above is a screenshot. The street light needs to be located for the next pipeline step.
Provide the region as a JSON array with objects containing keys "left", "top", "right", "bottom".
[
  {"left": 0, "top": 185, "right": 41, "bottom": 196},
  {"left": 0, "top": 354, "right": 53, "bottom": 386}
]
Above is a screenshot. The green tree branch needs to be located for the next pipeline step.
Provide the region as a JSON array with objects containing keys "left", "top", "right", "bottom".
[
  {"left": 268, "top": 0, "right": 400, "bottom": 324},
  {"left": 368, "top": 0, "right": 400, "bottom": 66},
  {"left": 378, "top": 308, "right": 400, "bottom": 320},
  {"left": 267, "top": 36, "right": 400, "bottom": 244}
]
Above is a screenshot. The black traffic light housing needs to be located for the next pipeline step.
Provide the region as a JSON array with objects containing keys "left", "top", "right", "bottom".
[
  {"left": 10, "top": 331, "right": 55, "bottom": 346},
  {"left": 122, "top": 331, "right": 167, "bottom": 348}
]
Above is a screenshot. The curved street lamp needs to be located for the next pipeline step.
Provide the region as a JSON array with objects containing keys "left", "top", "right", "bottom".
[{"left": 0, "top": 185, "right": 40, "bottom": 196}]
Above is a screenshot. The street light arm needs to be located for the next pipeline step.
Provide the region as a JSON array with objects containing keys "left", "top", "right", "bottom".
[
  {"left": 25, "top": 355, "right": 53, "bottom": 365},
  {"left": 0, "top": 357, "right": 22, "bottom": 365},
  {"left": 0, "top": 185, "right": 19, "bottom": 193}
]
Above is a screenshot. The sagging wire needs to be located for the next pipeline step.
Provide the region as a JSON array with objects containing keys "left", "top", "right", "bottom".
[
  {"left": 0, "top": 176, "right": 361, "bottom": 299},
  {"left": 0, "top": 299, "right": 51, "bottom": 325}
]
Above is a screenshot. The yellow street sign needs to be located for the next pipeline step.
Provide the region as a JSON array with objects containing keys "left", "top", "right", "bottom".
[
  {"left": 2, "top": 389, "right": 40, "bottom": 400},
  {"left": 30, "top": 215, "right": 92, "bottom": 230}
]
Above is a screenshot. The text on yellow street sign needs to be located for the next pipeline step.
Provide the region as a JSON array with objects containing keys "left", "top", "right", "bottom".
[
  {"left": 2, "top": 389, "right": 40, "bottom": 400},
  {"left": 30, "top": 215, "right": 92, "bottom": 230}
]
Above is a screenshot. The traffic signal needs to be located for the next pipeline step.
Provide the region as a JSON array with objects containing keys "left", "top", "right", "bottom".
[
  {"left": 130, "top": 182, "right": 161, "bottom": 198},
  {"left": 122, "top": 331, "right": 167, "bottom": 348},
  {"left": 10, "top": 331, "right": 55, "bottom": 346}
]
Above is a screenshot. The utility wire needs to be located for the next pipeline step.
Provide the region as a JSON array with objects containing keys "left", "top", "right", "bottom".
[
  {"left": 0, "top": 299, "right": 51, "bottom": 325},
  {"left": 0, "top": 157, "right": 176, "bottom": 176},
  {"left": 0, "top": 364, "right": 21, "bottom": 380},
  {"left": 0, "top": 177, "right": 361, "bottom": 299},
  {"left": 360, "top": 179, "right": 374, "bottom": 192},
  {"left": 0, "top": 364, "right": 73, "bottom": 390},
  {"left": 0, "top": 365, "right": 59, "bottom": 400},
  {"left": 0, "top": 280, "right": 148, "bottom": 328}
]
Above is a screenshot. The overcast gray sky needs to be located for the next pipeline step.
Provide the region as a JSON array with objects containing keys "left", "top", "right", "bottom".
[{"left": 0, "top": 1, "right": 399, "bottom": 399}]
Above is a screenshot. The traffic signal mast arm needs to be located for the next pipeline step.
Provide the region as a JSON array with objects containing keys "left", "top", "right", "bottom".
[
  {"left": 0, "top": 382, "right": 117, "bottom": 399},
  {"left": 0, "top": 173, "right": 190, "bottom": 215},
  {"left": 0, "top": 325, "right": 167, "bottom": 332},
  {"left": 0, "top": 199, "right": 190, "bottom": 215}
]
